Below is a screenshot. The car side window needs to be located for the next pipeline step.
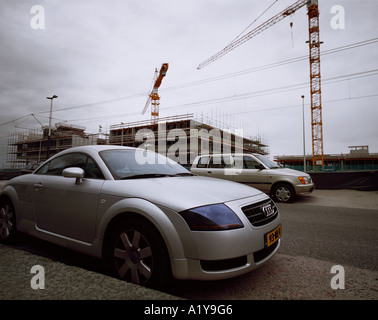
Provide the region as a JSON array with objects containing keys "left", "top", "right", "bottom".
[
  {"left": 208, "top": 156, "right": 233, "bottom": 169},
  {"left": 208, "top": 156, "right": 222, "bottom": 168},
  {"left": 85, "top": 157, "right": 105, "bottom": 179},
  {"left": 35, "top": 153, "right": 104, "bottom": 179},
  {"left": 43, "top": 153, "right": 86, "bottom": 175},
  {"left": 196, "top": 156, "right": 210, "bottom": 168},
  {"left": 244, "top": 156, "right": 260, "bottom": 169},
  {"left": 232, "top": 156, "right": 244, "bottom": 170}
]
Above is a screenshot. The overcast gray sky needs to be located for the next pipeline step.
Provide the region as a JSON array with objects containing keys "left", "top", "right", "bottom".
[{"left": 1, "top": 0, "right": 377, "bottom": 167}]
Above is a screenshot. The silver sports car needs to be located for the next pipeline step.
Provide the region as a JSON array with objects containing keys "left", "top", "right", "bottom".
[{"left": 0, "top": 145, "right": 281, "bottom": 288}]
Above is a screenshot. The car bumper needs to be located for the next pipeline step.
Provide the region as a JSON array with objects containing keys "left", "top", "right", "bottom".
[
  {"left": 294, "top": 183, "right": 315, "bottom": 195},
  {"left": 170, "top": 194, "right": 281, "bottom": 280},
  {"left": 171, "top": 239, "right": 280, "bottom": 280}
]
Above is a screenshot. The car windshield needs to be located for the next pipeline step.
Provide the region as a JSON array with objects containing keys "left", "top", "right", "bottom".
[
  {"left": 100, "top": 149, "right": 191, "bottom": 180},
  {"left": 254, "top": 154, "right": 281, "bottom": 169}
]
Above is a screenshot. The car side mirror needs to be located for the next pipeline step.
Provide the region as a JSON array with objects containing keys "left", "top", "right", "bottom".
[{"left": 62, "top": 167, "right": 85, "bottom": 185}]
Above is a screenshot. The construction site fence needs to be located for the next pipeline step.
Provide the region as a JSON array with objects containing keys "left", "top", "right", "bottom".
[
  {"left": 285, "top": 164, "right": 378, "bottom": 172},
  {"left": 309, "top": 171, "right": 378, "bottom": 191}
]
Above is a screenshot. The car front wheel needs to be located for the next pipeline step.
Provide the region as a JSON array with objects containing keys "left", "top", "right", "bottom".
[
  {"left": 271, "top": 184, "right": 296, "bottom": 203},
  {"left": 106, "top": 218, "right": 171, "bottom": 288},
  {"left": 0, "top": 199, "right": 18, "bottom": 244}
]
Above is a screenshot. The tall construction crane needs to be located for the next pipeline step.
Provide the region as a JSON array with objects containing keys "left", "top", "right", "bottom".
[
  {"left": 198, "top": 0, "right": 324, "bottom": 168},
  {"left": 142, "top": 63, "right": 169, "bottom": 125}
]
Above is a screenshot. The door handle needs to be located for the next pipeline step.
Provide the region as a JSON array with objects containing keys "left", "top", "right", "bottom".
[
  {"left": 207, "top": 171, "right": 212, "bottom": 174},
  {"left": 34, "top": 182, "right": 43, "bottom": 190}
]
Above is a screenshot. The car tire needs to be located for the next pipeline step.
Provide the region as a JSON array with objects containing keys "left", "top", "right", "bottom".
[
  {"left": 105, "top": 218, "right": 172, "bottom": 289},
  {"left": 271, "top": 183, "right": 296, "bottom": 203},
  {"left": 0, "top": 199, "right": 18, "bottom": 244}
]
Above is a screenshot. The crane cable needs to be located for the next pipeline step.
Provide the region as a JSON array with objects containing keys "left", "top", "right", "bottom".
[
  {"left": 227, "top": 0, "right": 279, "bottom": 47},
  {"left": 1, "top": 38, "right": 377, "bottom": 127}
]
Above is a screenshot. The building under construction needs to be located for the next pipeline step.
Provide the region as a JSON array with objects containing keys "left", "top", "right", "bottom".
[
  {"left": 6, "top": 115, "right": 268, "bottom": 169},
  {"left": 109, "top": 114, "right": 268, "bottom": 167},
  {"left": 6, "top": 122, "right": 106, "bottom": 168}
]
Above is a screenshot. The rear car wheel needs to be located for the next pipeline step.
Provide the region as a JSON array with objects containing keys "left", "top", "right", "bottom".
[
  {"left": 106, "top": 218, "right": 171, "bottom": 288},
  {"left": 271, "top": 183, "right": 296, "bottom": 203},
  {"left": 0, "top": 199, "right": 18, "bottom": 244}
]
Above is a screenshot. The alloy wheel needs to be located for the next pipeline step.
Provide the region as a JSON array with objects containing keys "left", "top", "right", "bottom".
[
  {"left": 0, "top": 202, "right": 14, "bottom": 240},
  {"left": 113, "top": 229, "right": 153, "bottom": 285}
]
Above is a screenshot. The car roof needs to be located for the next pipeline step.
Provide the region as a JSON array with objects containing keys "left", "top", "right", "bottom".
[
  {"left": 60, "top": 145, "right": 135, "bottom": 152},
  {"left": 197, "top": 153, "right": 257, "bottom": 157}
]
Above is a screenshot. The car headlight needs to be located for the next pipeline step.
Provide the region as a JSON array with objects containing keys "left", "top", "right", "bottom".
[
  {"left": 298, "top": 176, "right": 311, "bottom": 184},
  {"left": 178, "top": 204, "right": 244, "bottom": 231}
]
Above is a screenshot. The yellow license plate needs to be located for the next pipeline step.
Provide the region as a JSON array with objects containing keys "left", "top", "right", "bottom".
[{"left": 265, "top": 224, "right": 282, "bottom": 247}]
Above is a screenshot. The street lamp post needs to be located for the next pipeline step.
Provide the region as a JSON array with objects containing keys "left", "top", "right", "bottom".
[
  {"left": 301, "top": 95, "right": 306, "bottom": 172},
  {"left": 46, "top": 95, "right": 58, "bottom": 159}
]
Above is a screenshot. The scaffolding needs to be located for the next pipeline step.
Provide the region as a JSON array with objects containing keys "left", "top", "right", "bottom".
[
  {"left": 6, "top": 123, "right": 106, "bottom": 169},
  {"left": 109, "top": 114, "right": 268, "bottom": 166},
  {"left": 5, "top": 115, "right": 269, "bottom": 169}
]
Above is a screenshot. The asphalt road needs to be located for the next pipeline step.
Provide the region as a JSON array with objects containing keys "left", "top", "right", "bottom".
[
  {"left": 0, "top": 188, "right": 377, "bottom": 300},
  {"left": 277, "top": 203, "right": 378, "bottom": 271}
]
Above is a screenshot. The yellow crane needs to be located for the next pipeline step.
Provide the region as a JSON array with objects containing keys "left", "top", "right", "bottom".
[
  {"left": 198, "top": 0, "right": 324, "bottom": 168},
  {"left": 142, "top": 63, "right": 169, "bottom": 125}
]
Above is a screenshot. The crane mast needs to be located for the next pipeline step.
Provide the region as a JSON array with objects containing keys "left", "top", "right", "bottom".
[
  {"left": 307, "top": 1, "right": 324, "bottom": 167},
  {"left": 197, "top": 0, "right": 325, "bottom": 168},
  {"left": 142, "top": 63, "right": 169, "bottom": 125}
]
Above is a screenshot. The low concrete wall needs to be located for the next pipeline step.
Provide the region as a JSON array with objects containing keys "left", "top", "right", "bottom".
[{"left": 3, "top": 170, "right": 378, "bottom": 191}]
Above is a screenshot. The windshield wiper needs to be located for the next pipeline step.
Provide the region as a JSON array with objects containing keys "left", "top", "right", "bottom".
[
  {"left": 121, "top": 173, "right": 174, "bottom": 180},
  {"left": 173, "top": 172, "right": 196, "bottom": 176}
]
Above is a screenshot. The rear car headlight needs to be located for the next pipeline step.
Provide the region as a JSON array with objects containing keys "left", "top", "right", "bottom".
[{"left": 178, "top": 204, "right": 244, "bottom": 231}]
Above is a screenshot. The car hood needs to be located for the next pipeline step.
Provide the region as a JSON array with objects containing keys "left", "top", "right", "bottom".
[
  {"left": 102, "top": 175, "right": 263, "bottom": 211},
  {"left": 267, "top": 167, "right": 310, "bottom": 177}
]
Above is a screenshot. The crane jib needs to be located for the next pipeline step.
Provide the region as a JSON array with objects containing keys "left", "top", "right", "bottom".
[{"left": 197, "top": 0, "right": 310, "bottom": 70}]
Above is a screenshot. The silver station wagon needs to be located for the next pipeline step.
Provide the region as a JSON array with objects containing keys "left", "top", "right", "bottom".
[
  {"left": 191, "top": 153, "right": 315, "bottom": 203},
  {"left": 0, "top": 146, "right": 281, "bottom": 288}
]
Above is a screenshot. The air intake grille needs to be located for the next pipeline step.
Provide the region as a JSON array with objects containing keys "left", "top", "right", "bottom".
[{"left": 241, "top": 199, "right": 278, "bottom": 227}]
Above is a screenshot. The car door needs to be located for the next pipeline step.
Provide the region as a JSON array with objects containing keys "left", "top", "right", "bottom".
[
  {"left": 232, "top": 155, "right": 269, "bottom": 192},
  {"left": 191, "top": 155, "right": 210, "bottom": 176},
  {"left": 206, "top": 155, "right": 234, "bottom": 181},
  {"left": 32, "top": 153, "right": 105, "bottom": 244}
]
